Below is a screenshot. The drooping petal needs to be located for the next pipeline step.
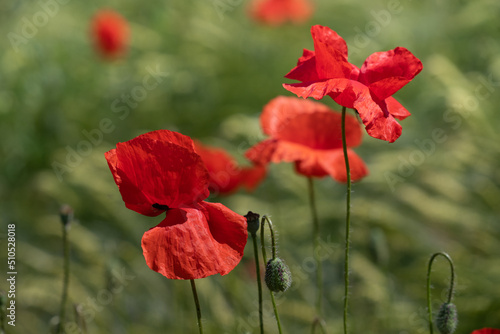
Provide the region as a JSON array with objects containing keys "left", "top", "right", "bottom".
[
  {"left": 311, "top": 25, "right": 353, "bottom": 80},
  {"left": 384, "top": 96, "right": 411, "bottom": 120},
  {"left": 358, "top": 46, "right": 423, "bottom": 100},
  {"left": 141, "top": 203, "right": 247, "bottom": 280},
  {"left": 283, "top": 79, "right": 402, "bottom": 142},
  {"left": 105, "top": 131, "right": 210, "bottom": 216},
  {"left": 318, "top": 149, "right": 369, "bottom": 183}
]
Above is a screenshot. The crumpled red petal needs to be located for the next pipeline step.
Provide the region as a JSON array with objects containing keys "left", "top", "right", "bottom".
[
  {"left": 283, "top": 79, "right": 403, "bottom": 143},
  {"left": 311, "top": 25, "right": 352, "bottom": 79},
  {"left": 358, "top": 47, "right": 423, "bottom": 101},
  {"left": 471, "top": 329, "right": 500, "bottom": 334},
  {"left": 284, "top": 49, "right": 320, "bottom": 86},
  {"left": 105, "top": 131, "right": 210, "bottom": 216},
  {"left": 141, "top": 202, "right": 247, "bottom": 280}
]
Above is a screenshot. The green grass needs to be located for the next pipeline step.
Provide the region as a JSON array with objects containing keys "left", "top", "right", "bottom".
[{"left": 1, "top": 0, "right": 500, "bottom": 333}]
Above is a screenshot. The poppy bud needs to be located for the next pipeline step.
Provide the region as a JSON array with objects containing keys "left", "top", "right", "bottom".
[
  {"left": 244, "top": 211, "right": 260, "bottom": 235},
  {"left": 59, "top": 204, "right": 73, "bottom": 227},
  {"left": 436, "top": 302, "right": 458, "bottom": 334},
  {"left": 265, "top": 257, "right": 292, "bottom": 292}
]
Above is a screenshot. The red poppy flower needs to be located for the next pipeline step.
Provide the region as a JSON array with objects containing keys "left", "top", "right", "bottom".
[
  {"left": 105, "top": 130, "right": 247, "bottom": 279},
  {"left": 249, "top": 0, "right": 313, "bottom": 26},
  {"left": 283, "top": 25, "right": 423, "bottom": 143},
  {"left": 245, "top": 96, "right": 368, "bottom": 182},
  {"left": 91, "top": 9, "right": 129, "bottom": 59},
  {"left": 194, "top": 141, "right": 266, "bottom": 195},
  {"left": 472, "top": 329, "right": 500, "bottom": 334}
]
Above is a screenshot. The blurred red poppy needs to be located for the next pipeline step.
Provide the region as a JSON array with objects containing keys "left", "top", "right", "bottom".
[
  {"left": 91, "top": 9, "right": 129, "bottom": 59},
  {"left": 472, "top": 329, "right": 500, "bottom": 334},
  {"left": 105, "top": 130, "right": 247, "bottom": 280},
  {"left": 194, "top": 141, "right": 266, "bottom": 195},
  {"left": 283, "top": 25, "right": 423, "bottom": 143},
  {"left": 249, "top": 0, "right": 313, "bottom": 26},
  {"left": 245, "top": 96, "right": 368, "bottom": 182}
]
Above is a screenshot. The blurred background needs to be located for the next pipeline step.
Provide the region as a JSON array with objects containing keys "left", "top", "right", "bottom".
[{"left": 1, "top": 0, "right": 500, "bottom": 333}]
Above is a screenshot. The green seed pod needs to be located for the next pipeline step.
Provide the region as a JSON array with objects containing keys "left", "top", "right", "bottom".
[
  {"left": 436, "top": 302, "right": 458, "bottom": 334},
  {"left": 265, "top": 257, "right": 292, "bottom": 292},
  {"left": 244, "top": 211, "right": 260, "bottom": 235}
]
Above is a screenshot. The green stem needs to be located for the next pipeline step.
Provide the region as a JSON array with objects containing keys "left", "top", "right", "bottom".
[
  {"left": 426, "top": 252, "right": 456, "bottom": 334},
  {"left": 307, "top": 177, "right": 323, "bottom": 317},
  {"left": 261, "top": 216, "right": 283, "bottom": 334},
  {"left": 190, "top": 279, "right": 204, "bottom": 334},
  {"left": 311, "top": 317, "right": 328, "bottom": 334},
  {"left": 251, "top": 232, "right": 264, "bottom": 334},
  {"left": 57, "top": 224, "right": 70, "bottom": 334},
  {"left": 341, "top": 105, "right": 352, "bottom": 334}
]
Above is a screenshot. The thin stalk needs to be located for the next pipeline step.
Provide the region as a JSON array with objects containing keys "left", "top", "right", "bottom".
[
  {"left": 57, "top": 224, "right": 70, "bottom": 334},
  {"left": 341, "top": 105, "right": 352, "bottom": 334},
  {"left": 251, "top": 232, "right": 264, "bottom": 334},
  {"left": 307, "top": 177, "right": 323, "bottom": 316},
  {"left": 311, "top": 317, "right": 328, "bottom": 334},
  {"left": 190, "top": 279, "right": 204, "bottom": 334},
  {"left": 261, "top": 216, "right": 283, "bottom": 334},
  {"left": 426, "top": 252, "right": 456, "bottom": 334}
]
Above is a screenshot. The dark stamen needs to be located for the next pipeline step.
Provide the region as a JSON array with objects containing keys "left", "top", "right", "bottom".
[{"left": 152, "top": 203, "right": 169, "bottom": 211}]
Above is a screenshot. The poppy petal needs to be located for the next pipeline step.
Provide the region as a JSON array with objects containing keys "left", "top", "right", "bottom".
[
  {"left": 261, "top": 97, "right": 362, "bottom": 149},
  {"left": 285, "top": 49, "right": 320, "bottom": 83},
  {"left": 358, "top": 47, "right": 423, "bottom": 100},
  {"left": 311, "top": 25, "right": 353, "bottom": 79},
  {"left": 385, "top": 96, "right": 411, "bottom": 120},
  {"left": 284, "top": 78, "right": 403, "bottom": 142},
  {"left": 319, "top": 149, "right": 369, "bottom": 183},
  {"left": 239, "top": 164, "right": 267, "bottom": 191},
  {"left": 471, "top": 329, "right": 500, "bottom": 334},
  {"left": 260, "top": 95, "right": 331, "bottom": 135},
  {"left": 105, "top": 130, "right": 210, "bottom": 216},
  {"left": 141, "top": 203, "right": 247, "bottom": 280}
]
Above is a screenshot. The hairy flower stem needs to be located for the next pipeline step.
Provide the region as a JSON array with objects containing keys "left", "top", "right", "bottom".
[
  {"left": 261, "top": 216, "right": 282, "bottom": 334},
  {"left": 190, "top": 279, "right": 204, "bottom": 334},
  {"left": 251, "top": 232, "right": 264, "bottom": 334},
  {"left": 426, "top": 252, "right": 456, "bottom": 334},
  {"left": 341, "top": 105, "right": 352, "bottom": 334},
  {"left": 307, "top": 177, "right": 324, "bottom": 318},
  {"left": 57, "top": 223, "right": 70, "bottom": 334}
]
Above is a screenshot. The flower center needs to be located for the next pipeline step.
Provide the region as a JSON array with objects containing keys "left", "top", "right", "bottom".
[{"left": 152, "top": 203, "right": 170, "bottom": 211}]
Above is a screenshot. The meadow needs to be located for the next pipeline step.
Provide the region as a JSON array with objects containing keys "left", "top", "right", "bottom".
[{"left": 1, "top": 0, "right": 500, "bottom": 333}]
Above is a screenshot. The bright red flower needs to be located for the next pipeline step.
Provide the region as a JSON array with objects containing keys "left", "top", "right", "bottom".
[
  {"left": 472, "top": 329, "right": 500, "bottom": 334},
  {"left": 105, "top": 130, "right": 247, "bottom": 280},
  {"left": 245, "top": 96, "right": 368, "bottom": 182},
  {"left": 194, "top": 141, "right": 266, "bottom": 195},
  {"left": 283, "top": 25, "right": 423, "bottom": 143},
  {"left": 249, "top": 0, "right": 313, "bottom": 26},
  {"left": 91, "top": 10, "right": 129, "bottom": 59}
]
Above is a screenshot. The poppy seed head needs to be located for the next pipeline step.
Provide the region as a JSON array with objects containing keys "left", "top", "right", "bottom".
[{"left": 244, "top": 211, "right": 260, "bottom": 235}]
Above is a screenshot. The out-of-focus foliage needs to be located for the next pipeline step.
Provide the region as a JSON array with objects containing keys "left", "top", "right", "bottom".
[{"left": 1, "top": 0, "right": 499, "bottom": 333}]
